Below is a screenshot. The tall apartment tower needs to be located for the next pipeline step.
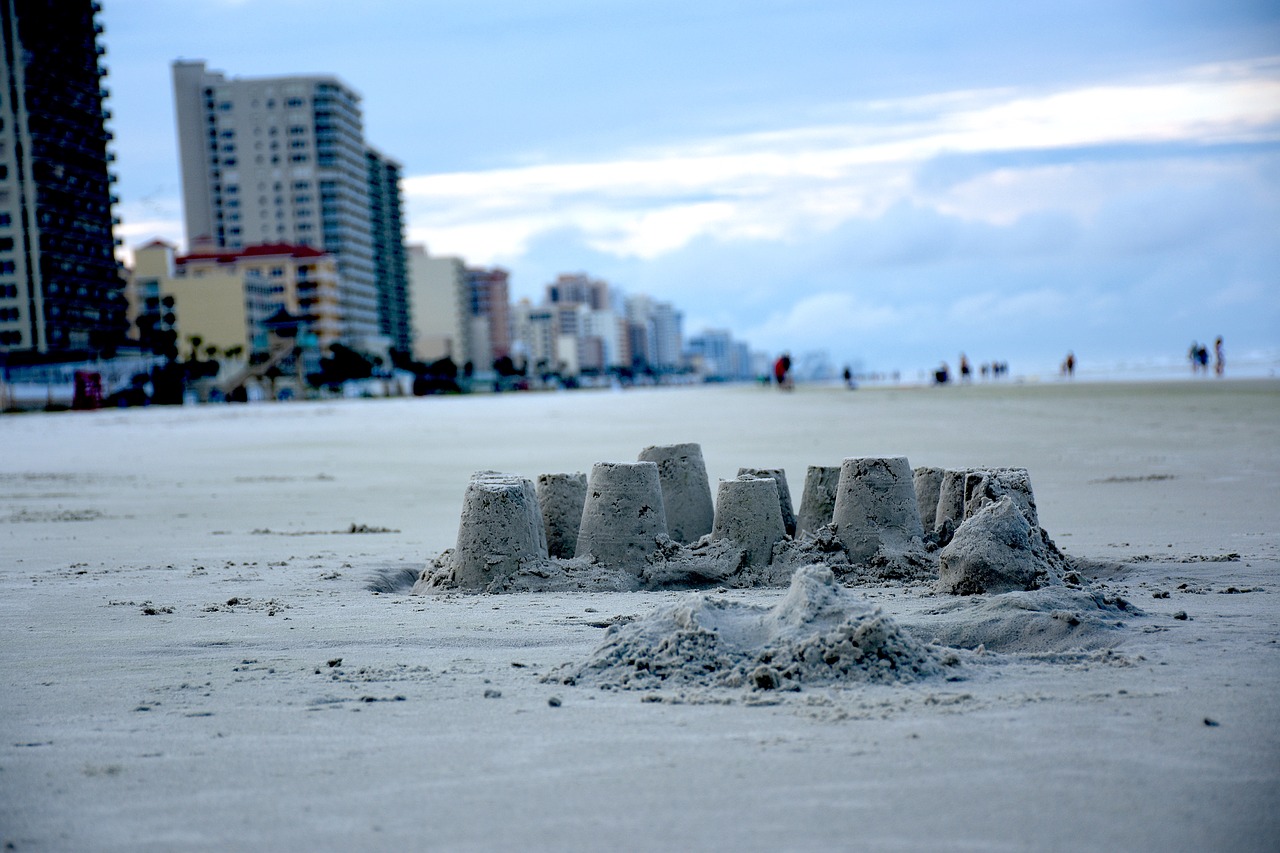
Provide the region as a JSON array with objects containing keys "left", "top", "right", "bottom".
[
  {"left": 366, "top": 148, "right": 409, "bottom": 354},
  {"left": 0, "top": 0, "right": 126, "bottom": 355},
  {"left": 172, "top": 60, "right": 406, "bottom": 355}
]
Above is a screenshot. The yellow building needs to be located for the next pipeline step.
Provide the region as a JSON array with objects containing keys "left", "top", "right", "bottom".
[{"left": 127, "top": 240, "right": 343, "bottom": 355}]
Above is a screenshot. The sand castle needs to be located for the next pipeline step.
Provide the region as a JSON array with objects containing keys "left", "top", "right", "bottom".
[{"left": 414, "top": 443, "right": 1071, "bottom": 596}]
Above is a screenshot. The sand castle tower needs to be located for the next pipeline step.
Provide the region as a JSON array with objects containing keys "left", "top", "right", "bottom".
[
  {"left": 575, "top": 461, "right": 668, "bottom": 572},
  {"left": 830, "top": 457, "right": 925, "bottom": 563},
  {"left": 737, "top": 467, "right": 796, "bottom": 536},
  {"left": 712, "top": 476, "right": 787, "bottom": 566},
  {"left": 452, "top": 472, "right": 548, "bottom": 588},
  {"left": 637, "top": 443, "right": 714, "bottom": 544},
  {"left": 536, "top": 472, "right": 588, "bottom": 559},
  {"left": 796, "top": 465, "right": 841, "bottom": 534},
  {"left": 935, "top": 468, "right": 971, "bottom": 532},
  {"left": 912, "top": 466, "right": 945, "bottom": 532}
]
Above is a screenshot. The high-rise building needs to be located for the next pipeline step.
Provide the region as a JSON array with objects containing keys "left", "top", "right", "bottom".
[
  {"left": 407, "top": 245, "right": 471, "bottom": 365},
  {"left": 625, "top": 295, "right": 684, "bottom": 371},
  {"left": 0, "top": 0, "right": 126, "bottom": 356},
  {"left": 466, "top": 266, "right": 510, "bottom": 370},
  {"left": 546, "top": 273, "right": 609, "bottom": 310},
  {"left": 172, "top": 60, "right": 406, "bottom": 355},
  {"left": 366, "top": 148, "right": 409, "bottom": 354}
]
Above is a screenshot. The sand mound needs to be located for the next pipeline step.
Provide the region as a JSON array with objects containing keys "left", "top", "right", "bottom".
[
  {"left": 902, "top": 587, "right": 1141, "bottom": 655},
  {"left": 553, "top": 565, "right": 944, "bottom": 691},
  {"left": 413, "top": 549, "right": 640, "bottom": 594}
]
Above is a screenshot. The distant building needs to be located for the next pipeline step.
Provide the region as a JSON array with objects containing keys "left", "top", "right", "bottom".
[
  {"left": 127, "top": 240, "right": 342, "bottom": 356},
  {"left": 466, "top": 266, "right": 510, "bottom": 370},
  {"left": 546, "top": 272, "right": 609, "bottom": 311},
  {"left": 0, "top": 0, "right": 126, "bottom": 356},
  {"left": 406, "top": 245, "right": 470, "bottom": 366},
  {"left": 510, "top": 299, "right": 556, "bottom": 373},
  {"left": 626, "top": 295, "right": 683, "bottom": 371},
  {"left": 171, "top": 60, "right": 406, "bottom": 356},
  {"left": 686, "top": 329, "right": 753, "bottom": 380}
]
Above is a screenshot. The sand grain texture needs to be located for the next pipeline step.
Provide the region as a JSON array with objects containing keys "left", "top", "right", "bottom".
[{"left": 1, "top": 380, "right": 1278, "bottom": 852}]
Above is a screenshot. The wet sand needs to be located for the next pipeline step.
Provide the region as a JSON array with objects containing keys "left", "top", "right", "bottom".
[{"left": 2, "top": 379, "right": 1278, "bottom": 851}]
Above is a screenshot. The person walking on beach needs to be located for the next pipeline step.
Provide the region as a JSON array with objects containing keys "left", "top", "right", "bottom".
[
  {"left": 959, "top": 353, "right": 971, "bottom": 382},
  {"left": 1214, "top": 337, "right": 1225, "bottom": 377},
  {"left": 1062, "top": 351, "right": 1075, "bottom": 378},
  {"left": 773, "top": 353, "right": 793, "bottom": 390}
]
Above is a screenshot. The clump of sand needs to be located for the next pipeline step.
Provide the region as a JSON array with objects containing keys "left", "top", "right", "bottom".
[
  {"left": 549, "top": 564, "right": 945, "bottom": 691},
  {"left": 901, "top": 586, "right": 1141, "bottom": 656}
]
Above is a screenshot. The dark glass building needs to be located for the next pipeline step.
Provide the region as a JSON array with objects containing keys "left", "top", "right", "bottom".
[
  {"left": 366, "top": 147, "right": 410, "bottom": 355},
  {"left": 0, "top": 0, "right": 126, "bottom": 356}
]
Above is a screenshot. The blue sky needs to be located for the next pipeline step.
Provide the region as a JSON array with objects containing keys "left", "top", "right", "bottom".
[{"left": 100, "top": 0, "right": 1280, "bottom": 376}]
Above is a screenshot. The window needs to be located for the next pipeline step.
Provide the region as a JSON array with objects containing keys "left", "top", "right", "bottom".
[
  {"left": 0, "top": 213, "right": 10, "bottom": 226},
  {"left": 0, "top": 237, "right": 13, "bottom": 251},
  {"left": 0, "top": 261, "right": 15, "bottom": 274},
  {"left": 269, "top": 267, "right": 284, "bottom": 277},
  {"left": 290, "top": 154, "right": 308, "bottom": 163}
]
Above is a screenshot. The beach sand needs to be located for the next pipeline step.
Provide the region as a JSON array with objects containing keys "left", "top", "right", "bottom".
[{"left": 2, "top": 380, "right": 1278, "bottom": 851}]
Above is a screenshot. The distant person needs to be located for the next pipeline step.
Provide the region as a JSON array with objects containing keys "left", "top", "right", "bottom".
[
  {"left": 1062, "top": 351, "right": 1075, "bottom": 378},
  {"left": 934, "top": 362, "right": 950, "bottom": 385},
  {"left": 1214, "top": 337, "right": 1224, "bottom": 376},
  {"left": 1189, "top": 341, "right": 1201, "bottom": 375},
  {"left": 842, "top": 366, "right": 855, "bottom": 389},
  {"left": 773, "top": 353, "right": 793, "bottom": 390},
  {"left": 1197, "top": 343, "right": 1209, "bottom": 374},
  {"left": 959, "top": 353, "right": 971, "bottom": 382}
]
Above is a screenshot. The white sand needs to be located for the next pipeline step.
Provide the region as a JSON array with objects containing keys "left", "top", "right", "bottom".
[{"left": 2, "top": 380, "right": 1278, "bottom": 851}]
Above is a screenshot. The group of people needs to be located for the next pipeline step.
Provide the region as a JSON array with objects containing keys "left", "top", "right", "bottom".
[
  {"left": 1189, "top": 338, "right": 1225, "bottom": 376},
  {"left": 933, "top": 354, "right": 1010, "bottom": 385}
]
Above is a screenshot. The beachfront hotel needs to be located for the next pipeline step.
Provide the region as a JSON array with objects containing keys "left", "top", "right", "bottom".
[
  {"left": 171, "top": 60, "right": 407, "bottom": 358},
  {"left": 0, "top": 0, "right": 126, "bottom": 357},
  {"left": 127, "top": 240, "right": 343, "bottom": 357}
]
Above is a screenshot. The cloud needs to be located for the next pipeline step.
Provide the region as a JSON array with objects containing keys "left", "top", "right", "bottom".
[{"left": 403, "top": 58, "right": 1280, "bottom": 267}]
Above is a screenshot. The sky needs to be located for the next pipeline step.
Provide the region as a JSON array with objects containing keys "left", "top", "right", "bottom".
[{"left": 98, "top": 0, "right": 1280, "bottom": 377}]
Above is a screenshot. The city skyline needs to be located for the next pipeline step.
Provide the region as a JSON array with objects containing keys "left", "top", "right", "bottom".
[{"left": 100, "top": 1, "right": 1280, "bottom": 376}]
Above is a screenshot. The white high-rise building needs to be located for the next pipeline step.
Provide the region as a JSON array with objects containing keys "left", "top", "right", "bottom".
[
  {"left": 407, "top": 245, "right": 470, "bottom": 365},
  {"left": 172, "top": 60, "right": 395, "bottom": 353},
  {"left": 626, "top": 295, "right": 683, "bottom": 371}
]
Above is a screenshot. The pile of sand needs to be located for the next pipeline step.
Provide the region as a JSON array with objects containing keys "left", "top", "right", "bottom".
[
  {"left": 901, "top": 586, "right": 1141, "bottom": 655},
  {"left": 550, "top": 565, "right": 946, "bottom": 691}
]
